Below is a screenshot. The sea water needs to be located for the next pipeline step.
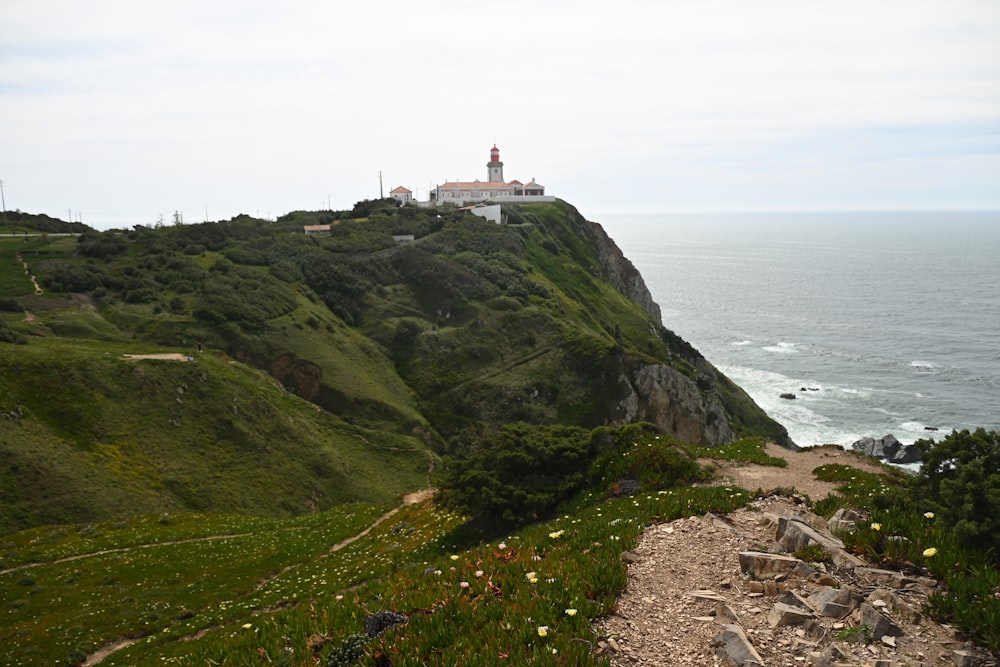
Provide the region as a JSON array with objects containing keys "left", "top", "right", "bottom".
[{"left": 601, "top": 211, "right": 1000, "bottom": 447}]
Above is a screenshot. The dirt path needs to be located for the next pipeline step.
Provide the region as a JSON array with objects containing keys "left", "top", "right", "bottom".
[
  {"left": 704, "top": 443, "right": 890, "bottom": 501},
  {"left": 121, "top": 353, "right": 192, "bottom": 361},
  {"left": 596, "top": 446, "right": 997, "bottom": 666}
]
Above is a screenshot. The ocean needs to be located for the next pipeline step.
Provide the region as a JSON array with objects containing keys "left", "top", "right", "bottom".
[{"left": 601, "top": 211, "right": 1000, "bottom": 448}]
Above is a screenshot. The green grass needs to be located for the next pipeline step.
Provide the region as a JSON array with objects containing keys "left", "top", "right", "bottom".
[
  {"left": 0, "top": 338, "right": 433, "bottom": 535},
  {"left": 0, "top": 485, "right": 751, "bottom": 666}
]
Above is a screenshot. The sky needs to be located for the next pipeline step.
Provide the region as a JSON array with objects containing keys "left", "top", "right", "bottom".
[{"left": 2, "top": 0, "right": 999, "bottom": 230}]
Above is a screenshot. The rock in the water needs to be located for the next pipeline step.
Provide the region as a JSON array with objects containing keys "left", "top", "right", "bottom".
[
  {"left": 780, "top": 393, "right": 797, "bottom": 400},
  {"left": 851, "top": 434, "right": 922, "bottom": 464}
]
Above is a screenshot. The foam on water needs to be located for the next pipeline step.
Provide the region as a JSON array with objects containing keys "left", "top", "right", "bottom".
[{"left": 607, "top": 211, "right": 1000, "bottom": 448}]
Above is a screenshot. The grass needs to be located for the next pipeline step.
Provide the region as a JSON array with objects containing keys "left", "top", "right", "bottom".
[
  {"left": 0, "top": 338, "right": 433, "bottom": 535},
  {"left": 0, "top": 481, "right": 752, "bottom": 666}
]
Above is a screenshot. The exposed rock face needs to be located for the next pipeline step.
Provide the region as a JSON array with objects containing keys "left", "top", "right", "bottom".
[
  {"left": 617, "top": 363, "right": 734, "bottom": 446},
  {"left": 582, "top": 216, "right": 662, "bottom": 323},
  {"left": 851, "top": 434, "right": 922, "bottom": 464},
  {"left": 269, "top": 352, "right": 323, "bottom": 401}
]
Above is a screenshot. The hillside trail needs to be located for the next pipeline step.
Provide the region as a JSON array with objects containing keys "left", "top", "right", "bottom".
[
  {"left": 596, "top": 444, "right": 998, "bottom": 666},
  {"left": 79, "top": 486, "right": 439, "bottom": 666}
]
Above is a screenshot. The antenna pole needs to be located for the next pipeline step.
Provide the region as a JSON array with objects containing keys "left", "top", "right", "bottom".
[
  {"left": 0, "top": 179, "right": 7, "bottom": 231},
  {"left": 379, "top": 171, "right": 383, "bottom": 199}
]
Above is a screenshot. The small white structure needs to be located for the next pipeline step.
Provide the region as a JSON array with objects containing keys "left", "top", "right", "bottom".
[
  {"left": 390, "top": 186, "right": 413, "bottom": 204},
  {"left": 469, "top": 204, "right": 503, "bottom": 224},
  {"left": 432, "top": 146, "right": 553, "bottom": 206}
]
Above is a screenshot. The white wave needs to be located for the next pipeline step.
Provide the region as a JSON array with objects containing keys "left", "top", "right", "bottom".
[
  {"left": 763, "top": 342, "right": 798, "bottom": 354},
  {"left": 910, "top": 360, "right": 939, "bottom": 370},
  {"left": 731, "top": 340, "right": 753, "bottom": 346}
]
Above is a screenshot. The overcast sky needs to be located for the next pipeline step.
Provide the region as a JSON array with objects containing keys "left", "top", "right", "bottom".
[{"left": 2, "top": 0, "right": 998, "bottom": 229}]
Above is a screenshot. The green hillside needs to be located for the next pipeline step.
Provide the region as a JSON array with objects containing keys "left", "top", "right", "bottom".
[{"left": 0, "top": 199, "right": 788, "bottom": 534}]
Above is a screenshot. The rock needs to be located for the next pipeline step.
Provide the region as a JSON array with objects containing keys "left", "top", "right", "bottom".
[
  {"left": 808, "top": 586, "right": 862, "bottom": 619},
  {"left": 887, "top": 442, "right": 922, "bottom": 464},
  {"left": 768, "top": 602, "right": 815, "bottom": 628},
  {"left": 859, "top": 602, "right": 903, "bottom": 640},
  {"left": 780, "top": 393, "right": 797, "bottom": 400},
  {"left": 620, "top": 550, "right": 641, "bottom": 564},
  {"left": 691, "top": 589, "right": 727, "bottom": 602},
  {"left": 779, "top": 590, "right": 815, "bottom": 613},
  {"left": 775, "top": 517, "right": 845, "bottom": 554},
  {"left": 828, "top": 507, "right": 865, "bottom": 534},
  {"left": 738, "top": 551, "right": 804, "bottom": 578},
  {"left": 710, "top": 623, "right": 765, "bottom": 666},
  {"left": 953, "top": 649, "right": 983, "bottom": 667},
  {"left": 851, "top": 434, "right": 922, "bottom": 464}
]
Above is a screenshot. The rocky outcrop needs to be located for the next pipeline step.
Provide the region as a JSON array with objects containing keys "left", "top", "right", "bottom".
[
  {"left": 851, "top": 435, "right": 922, "bottom": 465},
  {"left": 617, "top": 363, "right": 734, "bottom": 446},
  {"left": 582, "top": 216, "right": 662, "bottom": 324}
]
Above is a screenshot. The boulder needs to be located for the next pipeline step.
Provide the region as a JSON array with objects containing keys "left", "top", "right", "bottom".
[
  {"left": 851, "top": 434, "right": 921, "bottom": 464},
  {"left": 807, "top": 586, "right": 861, "bottom": 619},
  {"left": 768, "top": 601, "right": 814, "bottom": 628},
  {"left": 780, "top": 393, "right": 797, "bottom": 400},
  {"left": 775, "top": 517, "right": 845, "bottom": 554},
  {"left": 738, "top": 551, "right": 803, "bottom": 578},
  {"left": 710, "top": 623, "right": 764, "bottom": 666},
  {"left": 859, "top": 602, "right": 903, "bottom": 640}
]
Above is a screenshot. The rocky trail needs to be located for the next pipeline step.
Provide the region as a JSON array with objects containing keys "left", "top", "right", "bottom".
[{"left": 595, "top": 446, "right": 997, "bottom": 667}]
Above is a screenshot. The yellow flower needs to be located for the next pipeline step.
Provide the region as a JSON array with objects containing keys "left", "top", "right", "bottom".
[
  {"left": 450, "top": 554, "right": 459, "bottom": 561},
  {"left": 537, "top": 626, "right": 549, "bottom": 637},
  {"left": 242, "top": 623, "right": 253, "bottom": 629},
  {"left": 923, "top": 547, "right": 937, "bottom": 558},
  {"left": 924, "top": 512, "right": 935, "bottom": 519},
  {"left": 870, "top": 522, "right": 881, "bottom": 531},
  {"left": 529, "top": 577, "right": 538, "bottom": 584},
  {"left": 549, "top": 530, "right": 565, "bottom": 539},
  {"left": 565, "top": 608, "right": 578, "bottom": 616}
]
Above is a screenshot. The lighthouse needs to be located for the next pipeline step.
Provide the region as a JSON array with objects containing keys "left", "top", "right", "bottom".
[{"left": 487, "top": 145, "right": 504, "bottom": 183}]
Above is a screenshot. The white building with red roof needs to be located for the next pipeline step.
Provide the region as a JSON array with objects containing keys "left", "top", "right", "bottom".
[
  {"left": 431, "top": 145, "right": 552, "bottom": 206},
  {"left": 389, "top": 185, "right": 413, "bottom": 204}
]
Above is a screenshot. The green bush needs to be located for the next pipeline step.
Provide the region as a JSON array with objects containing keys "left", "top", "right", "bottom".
[
  {"left": 913, "top": 428, "right": 1000, "bottom": 556},
  {"left": 590, "top": 431, "right": 706, "bottom": 494},
  {"left": 443, "top": 423, "right": 592, "bottom": 524}
]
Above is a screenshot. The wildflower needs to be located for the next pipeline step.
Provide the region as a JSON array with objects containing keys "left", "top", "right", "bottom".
[
  {"left": 460, "top": 581, "right": 470, "bottom": 589},
  {"left": 549, "top": 530, "right": 565, "bottom": 539},
  {"left": 474, "top": 570, "right": 484, "bottom": 578},
  {"left": 923, "top": 547, "right": 937, "bottom": 558},
  {"left": 529, "top": 576, "right": 538, "bottom": 584},
  {"left": 242, "top": 623, "right": 253, "bottom": 629},
  {"left": 526, "top": 571, "right": 537, "bottom": 580},
  {"left": 565, "top": 608, "right": 578, "bottom": 616},
  {"left": 498, "top": 542, "right": 507, "bottom": 550},
  {"left": 870, "top": 522, "right": 881, "bottom": 531},
  {"left": 537, "top": 626, "right": 549, "bottom": 637},
  {"left": 924, "top": 512, "right": 935, "bottom": 519},
  {"left": 450, "top": 554, "right": 460, "bottom": 561},
  {"left": 335, "top": 595, "right": 344, "bottom": 601}
]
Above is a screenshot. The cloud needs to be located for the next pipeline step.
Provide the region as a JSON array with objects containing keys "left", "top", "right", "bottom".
[{"left": 1, "top": 0, "right": 998, "bottom": 227}]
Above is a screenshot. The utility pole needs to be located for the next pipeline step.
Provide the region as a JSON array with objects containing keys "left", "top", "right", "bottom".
[
  {"left": 0, "top": 179, "right": 7, "bottom": 231},
  {"left": 379, "top": 171, "right": 383, "bottom": 199}
]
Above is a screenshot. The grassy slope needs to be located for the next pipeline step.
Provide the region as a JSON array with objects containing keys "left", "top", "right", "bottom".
[{"left": 0, "top": 338, "right": 431, "bottom": 535}]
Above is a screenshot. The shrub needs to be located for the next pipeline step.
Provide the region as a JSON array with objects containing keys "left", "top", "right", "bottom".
[
  {"left": 443, "top": 423, "right": 592, "bottom": 524},
  {"left": 912, "top": 428, "right": 1000, "bottom": 556}
]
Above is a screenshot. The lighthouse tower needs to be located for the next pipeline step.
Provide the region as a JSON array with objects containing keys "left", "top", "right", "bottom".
[{"left": 487, "top": 145, "right": 504, "bottom": 183}]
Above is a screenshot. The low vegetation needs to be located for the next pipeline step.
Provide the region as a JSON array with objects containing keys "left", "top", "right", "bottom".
[{"left": 818, "top": 429, "right": 1000, "bottom": 654}]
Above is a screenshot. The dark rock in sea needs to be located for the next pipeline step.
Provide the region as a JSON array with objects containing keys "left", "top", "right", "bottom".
[
  {"left": 851, "top": 434, "right": 921, "bottom": 465},
  {"left": 780, "top": 393, "right": 797, "bottom": 400},
  {"left": 924, "top": 426, "right": 938, "bottom": 431}
]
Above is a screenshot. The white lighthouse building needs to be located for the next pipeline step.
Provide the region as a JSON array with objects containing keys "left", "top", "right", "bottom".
[{"left": 431, "top": 146, "right": 551, "bottom": 206}]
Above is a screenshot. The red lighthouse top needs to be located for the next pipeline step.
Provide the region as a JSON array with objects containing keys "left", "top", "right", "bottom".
[{"left": 490, "top": 145, "right": 500, "bottom": 162}]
